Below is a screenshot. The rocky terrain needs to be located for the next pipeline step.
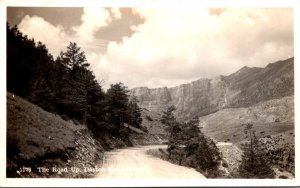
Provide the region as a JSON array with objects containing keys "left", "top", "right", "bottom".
[
  {"left": 126, "top": 108, "right": 168, "bottom": 145},
  {"left": 216, "top": 143, "right": 242, "bottom": 175},
  {"left": 6, "top": 56, "right": 294, "bottom": 179},
  {"left": 130, "top": 57, "right": 295, "bottom": 179},
  {"left": 131, "top": 57, "right": 294, "bottom": 121},
  {"left": 200, "top": 95, "right": 294, "bottom": 143}
]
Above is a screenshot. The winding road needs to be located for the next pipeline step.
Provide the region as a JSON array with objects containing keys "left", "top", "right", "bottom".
[{"left": 96, "top": 145, "right": 206, "bottom": 179}]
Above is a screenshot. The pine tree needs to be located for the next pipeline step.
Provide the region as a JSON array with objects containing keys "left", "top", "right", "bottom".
[
  {"left": 7, "top": 24, "right": 107, "bottom": 131},
  {"left": 126, "top": 96, "right": 142, "bottom": 128},
  {"left": 161, "top": 105, "right": 176, "bottom": 126},
  {"left": 161, "top": 106, "right": 178, "bottom": 159},
  {"left": 7, "top": 24, "right": 54, "bottom": 99},
  {"left": 161, "top": 108, "right": 221, "bottom": 176},
  {"left": 26, "top": 42, "right": 57, "bottom": 111},
  {"left": 104, "top": 83, "right": 129, "bottom": 135},
  {"left": 237, "top": 123, "right": 275, "bottom": 178},
  {"left": 58, "top": 42, "right": 100, "bottom": 125},
  {"left": 58, "top": 42, "right": 89, "bottom": 70},
  {"left": 7, "top": 23, "right": 59, "bottom": 112}
]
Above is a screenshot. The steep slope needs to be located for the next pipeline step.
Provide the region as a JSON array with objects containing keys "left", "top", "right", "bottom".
[
  {"left": 216, "top": 143, "right": 242, "bottom": 175},
  {"left": 6, "top": 92, "right": 169, "bottom": 178},
  {"left": 225, "top": 58, "right": 294, "bottom": 108},
  {"left": 130, "top": 57, "right": 294, "bottom": 121},
  {"left": 140, "top": 108, "right": 167, "bottom": 135},
  {"left": 128, "top": 108, "right": 168, "bottom": 145},
  {"left": 200, "top": 95, "right": 294, "bottom": 143},
  {"left": 6, "top": 92, "right": 104, "bottom": 178}
]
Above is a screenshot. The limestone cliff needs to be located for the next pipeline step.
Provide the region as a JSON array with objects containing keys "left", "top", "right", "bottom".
[{"left": 130, "top": 57, "right": 294, "bottom": 121}]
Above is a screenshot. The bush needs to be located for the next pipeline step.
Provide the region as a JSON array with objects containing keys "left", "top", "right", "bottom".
[
  {"left": 184, "top": 136, "right": 221, "bottom": 175},
  {"left": 161, "top": 108, "right": 222, "bottom": 178}
]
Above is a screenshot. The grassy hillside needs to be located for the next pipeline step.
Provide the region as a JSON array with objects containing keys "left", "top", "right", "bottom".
[
  {"left": 200, "top": 95, "right": 294, "bottom": 144},
  {"left": 6, "top": 92, "right": 104, "bottom": 178},
  {"left": 6, "top": 92, "right": 169, "bottom": 178}
]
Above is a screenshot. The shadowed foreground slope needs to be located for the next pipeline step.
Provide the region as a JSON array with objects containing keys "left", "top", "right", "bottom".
[{"left": 7, "top": 92, "right": 104, "bottom": 178}]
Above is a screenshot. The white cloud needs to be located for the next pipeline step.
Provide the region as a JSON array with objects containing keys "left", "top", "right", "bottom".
[
  {"left": 72, "top": 8, "right": 111, "bottom": 43},
  {"left": 18, "top": 8, "right": 119, "bottom": 57},
  {"left": 17, "top": 8, "right": 293, "bottom": 90},
  {"left": 96, "top": 8, "right": 293, "bottom": 89},
  {"left": 18, "top": 15, "right": 69, "bottom": 57}
]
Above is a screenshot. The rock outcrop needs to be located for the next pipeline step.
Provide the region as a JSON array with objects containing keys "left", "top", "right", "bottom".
[{"left": 130, "top": 57, "right": 294, "bottom": 121}]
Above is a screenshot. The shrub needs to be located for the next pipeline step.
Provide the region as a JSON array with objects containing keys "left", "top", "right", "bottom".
[
  {"left": 185, "top": 136, "right": 221, "bottom": 174},
  {"left": 262, "top": 136, "right": 295, "bottom": 174},
  {"left": 161, "top": 108, "right": 222, "bottom": 178},
  {"left": 237, "top": 123, "right": 275, "bottom": 178}
]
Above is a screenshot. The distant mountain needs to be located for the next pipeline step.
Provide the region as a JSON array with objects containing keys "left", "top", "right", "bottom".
[
  {"left": 200, "top": 95, "right": 294, "bottom": 143},
  {"left": 130, "top": 57, "right": 294, "bottom": 121}
]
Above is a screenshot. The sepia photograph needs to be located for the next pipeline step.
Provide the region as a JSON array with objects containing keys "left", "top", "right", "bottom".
[{"left": 0, "top": 0, "right": 299, "bottom": 187}]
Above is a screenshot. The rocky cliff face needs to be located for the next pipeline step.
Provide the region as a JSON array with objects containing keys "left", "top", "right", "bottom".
[
  {"left": 131, "top": 87, "right": 171, "bottom": 112},
  {"left": 200, "top": 95, "right": 294, "bottom": 143},
  {"left": 130, "top": 57, "right": 294, "bottom": 120}
]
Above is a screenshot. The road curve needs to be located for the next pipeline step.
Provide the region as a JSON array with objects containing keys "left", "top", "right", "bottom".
[{"left": 96, "top": 145, "right": 206, "bottom": 179}]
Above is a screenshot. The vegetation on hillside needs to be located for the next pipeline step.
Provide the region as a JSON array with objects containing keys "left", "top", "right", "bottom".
[
  {"left": 6, "top": 23, "right": 294, "bottom": 179},
  {"left": 160, "top": 106, "right": 222, "bottom": 178},
  {"left": 235, "top": 123, "right": 294, "bottom": 178},
  {"left": 200, "top": 95, "right": 294, "bottom": 144},
  {"left": 6, "top": 93, "right": 104, "bottom": 178},
  {"left": 262, "top": 136, "right": 295, "bottom": 174},
  {"left": 6, "top": 23, "right": 147, "bottom": 177},
  {"left": 237, "top": 123, "right": 275, "bottom": 178},
  {"left": 7, "top": 23, "right": 142, "bottom": 142}
]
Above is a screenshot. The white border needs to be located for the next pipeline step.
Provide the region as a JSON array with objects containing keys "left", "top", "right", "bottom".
[{"left": 0, "top": 0, "right": 299, "bottom": 187}]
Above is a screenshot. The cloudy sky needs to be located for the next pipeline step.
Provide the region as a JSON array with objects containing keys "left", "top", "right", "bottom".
[{"left": 7, "top": 7, "right": 294, "bottom": 90}]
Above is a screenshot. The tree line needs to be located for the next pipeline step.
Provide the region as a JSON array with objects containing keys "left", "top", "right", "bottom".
[
  {"left": 161, "top": 106, "right": 294, "bottom": 178},
  {"left": 7, "top": 23, "right": 142, "bottom": 138},
  {"left": 161, "top": 106, "right": 222, "bottom": 178}
]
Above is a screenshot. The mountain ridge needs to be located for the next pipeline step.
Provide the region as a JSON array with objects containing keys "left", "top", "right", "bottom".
[{"left": 130, "top": 57, "right": 294, "bottom": 120}]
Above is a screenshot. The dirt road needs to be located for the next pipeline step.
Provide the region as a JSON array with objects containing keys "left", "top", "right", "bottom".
[{"left": 96, "top": 145, "right": 206, "bottom": 179}]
